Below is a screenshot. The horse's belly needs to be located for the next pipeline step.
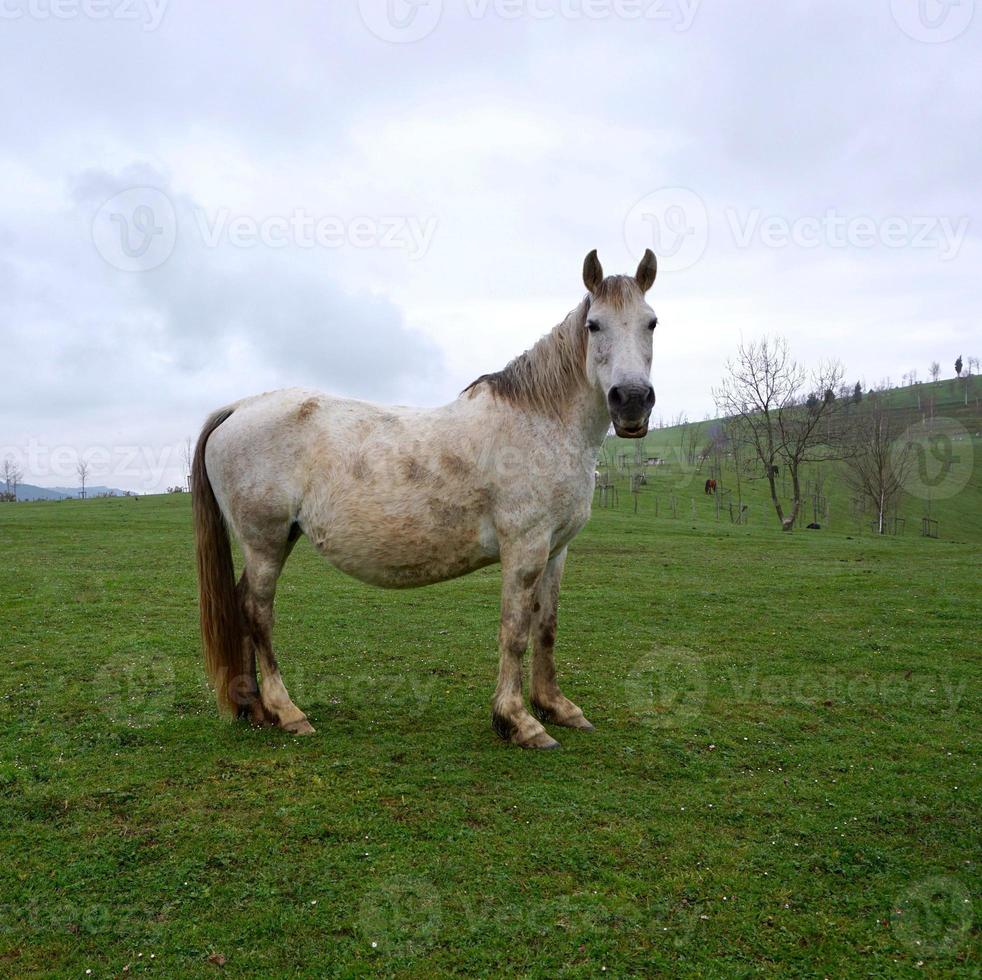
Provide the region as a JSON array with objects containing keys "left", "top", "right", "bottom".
[{"left": 310, "top": 509, "right": 500, "bottom": 589}]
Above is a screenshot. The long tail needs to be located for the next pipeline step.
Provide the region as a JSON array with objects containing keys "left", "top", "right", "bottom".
[{"left": 192, "top": 407, "right": 245, "bottom": 716}]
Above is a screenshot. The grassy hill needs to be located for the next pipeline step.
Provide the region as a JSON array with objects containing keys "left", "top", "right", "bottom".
[
  {"left": 603, "top": 375, "right": 982, "bottom": 545},
  {"left": 0, "top": 489, "right": 977, "bottom": 975}
]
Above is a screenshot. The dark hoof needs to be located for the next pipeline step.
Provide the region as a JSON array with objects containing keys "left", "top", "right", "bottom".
[{"left": 520, "top": 733, "right": 561, "bottom": 750}]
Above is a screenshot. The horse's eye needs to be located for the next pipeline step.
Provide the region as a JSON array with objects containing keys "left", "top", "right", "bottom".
[
  {"left": 648, "top": 317, "right": 659, "bottom": 331},
  {"left": 587, "top": 320, "right": 600, "bottom": 333}
]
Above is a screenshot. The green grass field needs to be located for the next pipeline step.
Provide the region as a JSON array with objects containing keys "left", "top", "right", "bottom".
[{"left": 1, "top": 475, "right": 979, "bottom": 975}]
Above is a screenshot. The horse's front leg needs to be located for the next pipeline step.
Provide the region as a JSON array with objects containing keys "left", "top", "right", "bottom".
[
  {"left": 491, "top": 539, "right": 560, "bottom": 749},
  {"left": 529, "top": 547, "right": 594, "bottom": 731}
]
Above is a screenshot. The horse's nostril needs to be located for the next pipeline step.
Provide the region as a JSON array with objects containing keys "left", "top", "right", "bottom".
[{"left": 608, "top": 384, "right": 653, "bottom": 414}]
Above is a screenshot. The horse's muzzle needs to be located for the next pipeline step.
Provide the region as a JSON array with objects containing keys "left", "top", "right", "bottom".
[{"left": 608, "top": 383, "right": 655, "bottom": 439}]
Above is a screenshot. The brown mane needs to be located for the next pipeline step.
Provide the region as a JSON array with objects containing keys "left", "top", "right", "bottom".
[
  {"left": 462, "top": 297, "right": 589, "bottom": 416},
  {"left": 463, "top": 276, "right": 643, "bottom": 415}
]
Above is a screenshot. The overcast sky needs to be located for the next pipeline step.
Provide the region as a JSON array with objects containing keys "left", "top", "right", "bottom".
[{"left": 1, "top": 0, "right": 978, "bottom": 492}]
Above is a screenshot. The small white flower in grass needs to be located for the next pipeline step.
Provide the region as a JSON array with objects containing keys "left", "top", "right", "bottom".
[
  {"left": 311, "top": 900, "right": 317, "bottom": 905},
  {"left": 371, "top": 942, "right": 378, "bottom": 948}
]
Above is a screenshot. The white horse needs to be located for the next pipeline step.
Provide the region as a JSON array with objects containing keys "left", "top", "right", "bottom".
[{"left": 193, "top": 249, "right": 659, "bottom": 748}]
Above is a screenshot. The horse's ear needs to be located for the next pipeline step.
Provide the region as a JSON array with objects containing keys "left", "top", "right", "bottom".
[
  {"left": 635, "top": 249, "right": 657, "bottom": 292},
  {"left": 583, "top": 249, "right": 603, "bottom": 294}
]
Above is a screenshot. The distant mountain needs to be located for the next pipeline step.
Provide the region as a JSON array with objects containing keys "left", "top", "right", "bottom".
[{"left": 13, "top": 484, "right": 129, "bottom": 501}]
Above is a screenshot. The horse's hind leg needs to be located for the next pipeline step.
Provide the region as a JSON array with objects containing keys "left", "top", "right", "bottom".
[
  {"left": 530, "top": 548, "right": 594, "bottom": 731},
  {"left": 239, "top": 536, "right": 314, "bottom": 735}
]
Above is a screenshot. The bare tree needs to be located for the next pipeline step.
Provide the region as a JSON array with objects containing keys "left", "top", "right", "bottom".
[
  {"left": 681, "top": 420, "right": 704, "bottom": 466},
  {"left": 713, "top": 337, "right": 846, "bottom": 531},
  {"left": 723, "top": 417, "right": 747, "bottom": 520},
  {"left": 2, "top": 457, "right": 23, "bottom": 501},
  {"left": 77, "top": 458, "right": 89, "bottom": 500},
  {"left": 929, "top": 360, "right": 940, "bottom": 384},
  {"left": 699, "top": 424, "right": 727, "bottom": 474},
  {"left": 183, "top": 437, "right": 193, "bottom": 492},
  {"left": 844, "top": 398, "right": 912, "bottom": 534}
]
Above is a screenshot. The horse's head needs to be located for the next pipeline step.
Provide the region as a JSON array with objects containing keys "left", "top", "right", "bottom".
[{"left": 582, "top": 249, "right": 658, "bottom": 439}]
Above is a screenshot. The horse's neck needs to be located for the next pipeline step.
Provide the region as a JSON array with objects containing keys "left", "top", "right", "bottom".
[{"left": 564, "top": 382, "right": 611, "bottom": 454}]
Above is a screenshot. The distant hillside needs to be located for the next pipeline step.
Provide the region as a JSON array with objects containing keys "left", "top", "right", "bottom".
[
  {"left": 640, "top": 374, "right": 982, "bottom": 450},
  {"left": 603, "top": 373, "right": 982, "bottom": 543},
  {"left": 12, "top": 484, "right": 129, "bottom": 501}
]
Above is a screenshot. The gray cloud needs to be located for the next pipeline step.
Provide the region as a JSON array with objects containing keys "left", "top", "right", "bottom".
[{"left": 0, "top": 0, "right": 978, "bottom": 490}]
